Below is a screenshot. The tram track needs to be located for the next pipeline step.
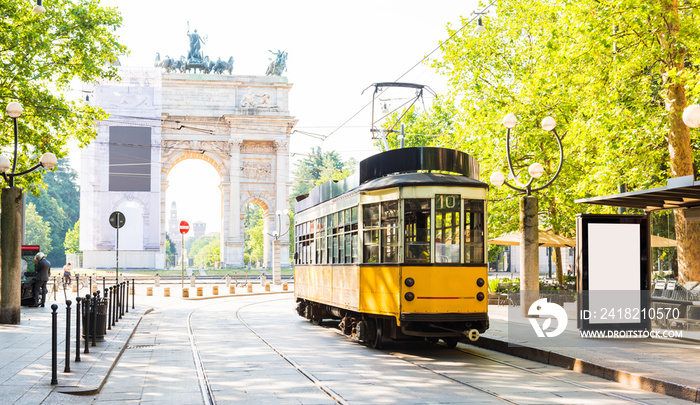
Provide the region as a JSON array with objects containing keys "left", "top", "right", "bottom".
[
  {"left": 185, "top": 295, "right": 667, "bottom": 405},
  {"left": 185, "top": 294, "right": 348, "bottom": 405}
]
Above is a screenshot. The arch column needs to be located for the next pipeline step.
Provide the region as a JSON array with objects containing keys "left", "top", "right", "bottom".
[{"left": 225, "top": 140, "right": 244, "bottom": 267}]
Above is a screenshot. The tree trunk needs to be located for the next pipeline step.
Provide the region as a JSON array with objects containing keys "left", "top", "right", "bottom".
[
  {"left": 554, "top": 247, "right": 563, "bottom": 284},
  {"left": 662, "top": 0, "right": 700, "bottom": 283}
]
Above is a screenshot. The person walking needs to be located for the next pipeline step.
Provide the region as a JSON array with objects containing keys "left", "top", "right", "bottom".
[{"left": 31, "top": 252, "right": 51, "bottom": 307}]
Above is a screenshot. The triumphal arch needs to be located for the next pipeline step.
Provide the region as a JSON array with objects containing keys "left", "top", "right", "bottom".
[{"left": 79, "top": 66, "right": 295, "bottom": 272}]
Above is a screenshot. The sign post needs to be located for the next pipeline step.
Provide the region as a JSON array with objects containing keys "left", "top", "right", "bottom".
[
  {"left": 179, "top": 221, "right": 190, "bottom": 289},
  {"left": 109, "top": 211, "right": 126, "bottom": 280}
]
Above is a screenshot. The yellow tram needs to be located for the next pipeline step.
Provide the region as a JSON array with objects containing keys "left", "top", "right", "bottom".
[{"left": 293, "top": 147, "right": 489, "bottom": 348}]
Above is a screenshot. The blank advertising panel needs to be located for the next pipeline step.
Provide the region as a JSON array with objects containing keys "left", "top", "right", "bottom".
[
  {"left": 576, "top": 214, "right": 651, "bottom": 332},
  {"left": 109, "top": 126, "right": 151, "bottom": 192}
]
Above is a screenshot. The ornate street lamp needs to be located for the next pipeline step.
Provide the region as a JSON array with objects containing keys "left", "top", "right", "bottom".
[
  {"left": 0, "top": 102, "right": 57, "bottom": 324},
  {"left": 33, "top": 0, "right": 46, "bottom": 14},
  {"left": 269, "top": 209, "right": 290, "bottom": 285},
  {"left": 490, "top": 113, "right": 564, "bottom": 314}
]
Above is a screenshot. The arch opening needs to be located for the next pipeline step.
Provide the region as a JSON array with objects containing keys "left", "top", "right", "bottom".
[{"left": 166, "top": 159, "right": 223, "bottom": 269}]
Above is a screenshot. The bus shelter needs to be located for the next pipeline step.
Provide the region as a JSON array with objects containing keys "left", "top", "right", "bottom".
[{"left": 575, "top": 175, "right": 700, "bottom": 332}]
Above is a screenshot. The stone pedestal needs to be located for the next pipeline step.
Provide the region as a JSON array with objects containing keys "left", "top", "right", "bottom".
[
  {"left": 0, "top": 187, "right": 23, "bottom": 324},
  {"left": 520, "top": 195, "right": 540, "bottom": 316}
]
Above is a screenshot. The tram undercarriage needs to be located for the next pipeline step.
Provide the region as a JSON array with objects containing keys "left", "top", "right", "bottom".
[{"left": 296, "top": 298, "right": 488, "bottom": 349}]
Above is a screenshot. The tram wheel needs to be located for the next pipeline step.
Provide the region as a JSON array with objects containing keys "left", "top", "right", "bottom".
[
  {"left": 370, "top": 319, "right": 383, "bottom": 349},
  {"left": 442, "top": 337, "right": 459, "bottom": 349},
  {"left": 310, "top": 318, "right": 321, "bottom": 326}
]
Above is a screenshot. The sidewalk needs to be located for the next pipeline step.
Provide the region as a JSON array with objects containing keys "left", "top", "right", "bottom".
[
  {"left": 0, "top": 282, "right": 291, "bottom": 404},
  {"left": 0, "top": 295, "right": 144, "bottom": 404},
  {"left": 473, "top": 305, "right": 700, "bottom": 403}
]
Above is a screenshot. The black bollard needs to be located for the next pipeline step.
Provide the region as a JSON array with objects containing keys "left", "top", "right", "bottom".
[
  {"left": 114, "top": 283, "right": 120, "bottom": 323},
  {"left": 84, "top": 294, "right": 91, "bottom": 354},
  {"left": 119, "top": 282, "right": 124, "bottom": 319},
  {"left": 64, "top": 300, "right": 72, "bottom": 372},
  {"left": 111, "top": 285, "right": 117, "bottom": 326},
  {"left": 103, "top": 276, "right": 106, "bottom": 292},
  {"left": 91, "top": 292, "right": 98, "bottom": 347},
  {"left": 125, "top": 280, "right": 129, "bottom": 313},
  {"left": 104, "top": 289, "right": 110, "bottom": 332},
  {"left": 76, "top": 273, "right": 80, "bottom": 295},
  {"left": 89, "top": 277, "right": 92, "bottom": 296},
  {"left": 75, "top": 297, "right": 81, "bottom": 362},
  {"left": 132, "top": 278, "right": 135, "bottom": 309},
  {"left": 108, "top": 286, "right": 113, "bottom": 329},
  {"left": 51, "top": 304, "right": 58, "bottom": 385}
]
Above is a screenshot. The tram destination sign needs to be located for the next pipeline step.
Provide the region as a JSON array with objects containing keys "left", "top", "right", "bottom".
[{"left": 436, "top": 194, "right": 460, "bottom": 211}]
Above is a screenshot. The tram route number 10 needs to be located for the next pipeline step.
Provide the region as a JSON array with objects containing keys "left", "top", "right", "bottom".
[{"left": 436, "top": 194, "right": 459, "bottom": 211}]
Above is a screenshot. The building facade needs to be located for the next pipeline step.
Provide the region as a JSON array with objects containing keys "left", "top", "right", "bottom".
[{"left": 79, "top": 67, "right": 295, "bottom": 269}]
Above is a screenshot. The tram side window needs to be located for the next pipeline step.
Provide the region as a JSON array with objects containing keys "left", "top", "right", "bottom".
[
  {"left": 464, "top": 199, "right": 485, "bottom": 264},
  {"left": 337, "top": 210, "right": 345, "bottom": 264},
  {"left": 325, "top": 215, "right": 332, "bottom": 264},
  {"left": 363, "top": 203, "right": 380, "bottom": 263},
  {"left": 435, "top": 194, "right": 460, "bottom": 263},
  {"left": 295, "top": 224, "right": 301, "bottom": 264},
  {"left": 404, "top": 199, "right": 431, "bottom": 263},
  {"left": 381, "top": 201, "right": 399, "bottom": 263},
  {"left": 350, "top": 207, "right": 359, "bottom": 263}
]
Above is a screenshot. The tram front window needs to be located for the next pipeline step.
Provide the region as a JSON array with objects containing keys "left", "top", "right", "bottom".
[
  {"left": 404, "top": 199, "right": 430, "bottom": 263},
  {"left": 435, "top": 194, "right": 460, "bottom": 263},
  {"left": 465, "top": 199, "right": 485, "bottom": 264}
]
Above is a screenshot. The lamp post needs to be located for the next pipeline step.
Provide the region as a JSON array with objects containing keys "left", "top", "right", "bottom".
[
  {"left": 0, "top": 102, "right": 57, "bottom": 324},
  {"left": 490, "top": 113, "right": 563, "bottom": 315},
  {"left": 269, "top": 209, "right": 290, "bottom": 285}
]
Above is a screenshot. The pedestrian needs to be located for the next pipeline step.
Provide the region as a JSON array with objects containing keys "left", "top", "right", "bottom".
[
  {"left": 63, "top": 262, "right": 72, "bottom": 285},
  {"left": 567, "top": 264, "right": 573, "bottom": 276},
  {"left": 31, "top": 252, "right": 51, "bottom": 307}
]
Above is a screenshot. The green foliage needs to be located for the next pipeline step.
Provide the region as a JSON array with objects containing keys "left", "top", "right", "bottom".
[
  {"left": 26, "top": 159, "right": 80, "bottom": 265},
  {"left": 25, "top": 202, "right": 52, "bottom": 255},
  {"left": 430, "top": 0, "right": 700, "bottom": 256},
  {"left": 187, "top": 235, "right": 220, "bottom": 268},
  {"left": 245, "top": 211, "right": 265, "bottom": 266},
  {"left": 291, "top": 147, "right": 357, "bottom": 198},
  {"left": 63, "top": 220, "right": 80, "bottom": 254},
  {"left": 0, "top": 1, "right": 126, "bottom": 195}
]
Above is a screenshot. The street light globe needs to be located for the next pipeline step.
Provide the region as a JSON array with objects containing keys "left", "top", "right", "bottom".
[
  {"left": 528, "top": 163, "right": 545, "bottom": 178},
  {"left": 490, "top": 171, "right": 505, "bottom": 187},
  {"left": 0, "top": 155, "right": 11, "bottom": 173},
  {"left": 6, "top": 102, "right": 22, "bottom": 118},
  {"left": 33, "top": 4, "right": 45, "bottom": 14},
  {"left": 682, "top": 104, "right": 700, "bottom": 128},
  {"left": 40, "top": 152, "right": 57, "bottom": 169},
  {"left": 541, "top": 116, "right": 556, "bottom": 131},
  {"left": 283, "top": 209, "right": 289, "bottom": 216},
  {"left": 473, "top": 17, "right": 487, "bottom": 34},
  {"left": 503, "top": 113, "right": 517, "bottom": 129}
]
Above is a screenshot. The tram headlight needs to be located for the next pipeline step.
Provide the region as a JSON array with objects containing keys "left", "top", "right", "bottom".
[
  {"left": 405, "top": 277, "right": 415, "bottom": 287},
  {"left": 476, "top": 292, "right": 485, "bottom": 301},
  {"left": 404, "top": 292, "right": 415, "bottom": 301},
  {"left": 476, "top": 278, "right": 485, "bottom": 287}
]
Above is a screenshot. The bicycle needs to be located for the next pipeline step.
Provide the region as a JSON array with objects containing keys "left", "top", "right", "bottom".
[{"left": 56, "top": 276, "right": 85, "bottom": 291}]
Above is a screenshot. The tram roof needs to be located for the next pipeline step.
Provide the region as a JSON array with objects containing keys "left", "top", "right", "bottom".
[{"left": 295, "top": 147, "right": 485, "bottom": 213}]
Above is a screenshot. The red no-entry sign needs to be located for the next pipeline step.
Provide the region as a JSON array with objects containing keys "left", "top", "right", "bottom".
[{"left": 179, "top": 220, "right": 190, "bottom": 234}]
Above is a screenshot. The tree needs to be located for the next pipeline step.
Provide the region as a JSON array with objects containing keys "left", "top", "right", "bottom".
[
  {"left": 64, "top": 220, "right": 80, "bottom": 254},
  {"left": 0, "top": 1, "right": 126, "bottom": 195},
  {"left": 432, "top": 0, "right": 700, "bottom": 282},
  {"left": 25, "top": 203, "right": 52, "bottom": 255},
  {"left": 26, "top": 159, "right": 80, "bottom": 265},
  {"left": 290, "top": 147, "right": 357, "bottom": 198}
]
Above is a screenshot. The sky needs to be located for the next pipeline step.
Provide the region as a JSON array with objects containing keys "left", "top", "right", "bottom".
[{"left": 75, "top": 0, "right": 483, "bottom": 233}]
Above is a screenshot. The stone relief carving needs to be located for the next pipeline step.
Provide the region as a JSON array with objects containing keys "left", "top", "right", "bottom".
[
  {"left": 241, "top": 142, "right": 274, "bottom": 154},
  {"left": 241, "top": 159, "right": 271, "bottom": 180},
  {"left": 240, "top": 87, "right": 277, "bottom": 108}
]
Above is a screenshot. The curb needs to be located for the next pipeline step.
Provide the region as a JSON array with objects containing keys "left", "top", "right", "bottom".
[
  {"left": 469, "top": 337, "right": 700, "bottom": 403},
  {"left": 54, "top": 308, "right": 153, "bottom": 396}
]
